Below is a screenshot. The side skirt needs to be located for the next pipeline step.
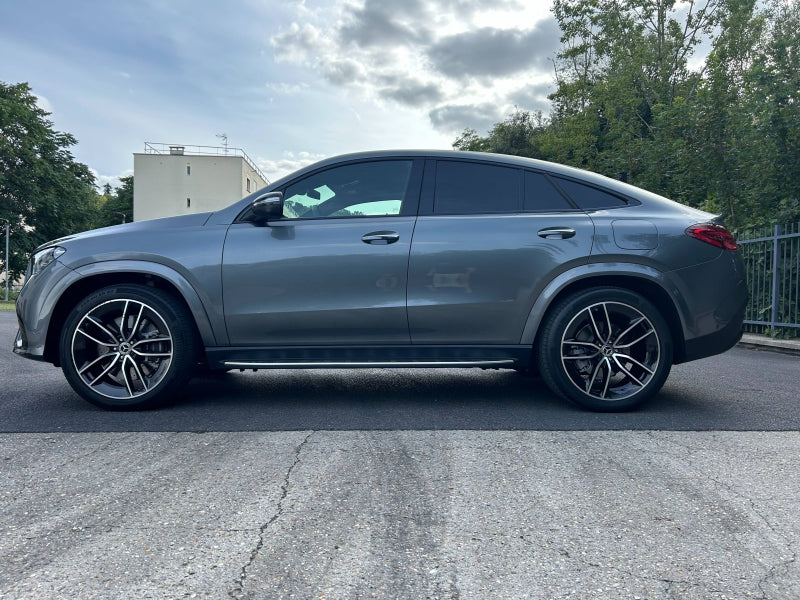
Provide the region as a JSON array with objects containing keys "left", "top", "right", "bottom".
[{"left": 204, "top": 345, "right": 532, "bottom": 370}]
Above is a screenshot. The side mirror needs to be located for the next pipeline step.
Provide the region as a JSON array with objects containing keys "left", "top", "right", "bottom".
[{"left": 251, "top": 191, "right": 284, "bottom": 221}]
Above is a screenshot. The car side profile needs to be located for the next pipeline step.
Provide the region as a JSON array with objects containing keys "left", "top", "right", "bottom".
[{"left": 14, "top": 150, "right": 747, "bottom": 411}]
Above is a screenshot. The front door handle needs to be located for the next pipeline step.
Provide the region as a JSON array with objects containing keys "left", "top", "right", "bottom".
[
  {"left": 538, "top": 227, "right": 577, "bottom": 240},
  {"left": 362, "top": 231, "right": 400, "bottom": 245}
]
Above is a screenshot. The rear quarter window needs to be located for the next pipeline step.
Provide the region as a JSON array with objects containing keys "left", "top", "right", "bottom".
[{"left": 552, "top": 176, "right": 630, "bottom": 210}]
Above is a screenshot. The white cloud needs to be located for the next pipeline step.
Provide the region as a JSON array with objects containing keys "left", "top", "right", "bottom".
[
  {"left": 257, "top": 151, "right": 328, "bottom": 182},
  {"left": 91, "top": 169, "right": 133, "bottom": 192},
  {"left": 34, "top": 94, "right": 54, "bottom": 114},
  {"left": 271, "top": 0, "right": 557, "bottom": 136}
]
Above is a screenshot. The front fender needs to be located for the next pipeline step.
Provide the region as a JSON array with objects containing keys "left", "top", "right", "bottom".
[{"left": 71, "top": 260, "right": 224, "bottom": 347}]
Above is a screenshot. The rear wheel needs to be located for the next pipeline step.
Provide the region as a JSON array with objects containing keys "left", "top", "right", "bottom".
[
  {"left": 537, "top": 288, "right": 672, "bottom": 411},
  {"left": 59, "top": 285, "right": 198, "bottom": 410}
]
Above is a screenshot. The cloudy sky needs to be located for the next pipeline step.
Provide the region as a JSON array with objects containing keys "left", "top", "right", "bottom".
[{"left": 0, "top": 0, "right": 560, "bottom": 187}]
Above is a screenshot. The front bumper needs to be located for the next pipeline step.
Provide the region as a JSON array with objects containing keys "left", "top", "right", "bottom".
[{"left": 12, "top": 260, "right": 74, "bottom": 363}]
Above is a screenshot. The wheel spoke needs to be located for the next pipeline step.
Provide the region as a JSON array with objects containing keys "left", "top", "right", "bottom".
[
  {"left": 76, "top": 326, "right": 114, "bottom": 347},
  {"left": 127, "top": 355, "right": 150, "bottom": 393},
  {"left": 78, "top": 350, "right": 118, "bottom": 375},
  {"left": 120, "top": 300, "right": 131, "bottom": 340},
  {"left": 132, "top": 350, "right": 172, "bottom": 358},
  {"left": 121, "top": 356, "right": 136, "bottom": 397},
  {"left": 612, "top": 317, "right": 645, "bottom": 346},
  {"left": 614, "top": 352, "right": 655, "bottom": 376},
  {"left": 601, "top": 303, "right": 612, "bottom": 344},
  {"left": 562, "top": 352, "right": 601, "bottom": 361},
  {"left": 129, "top": 303, "right": 145, "bottom": 341},
  {"left": 77, "top": 316, "right": 118, "bottom": 346},
  {"left": 600, "top": 358, "right": 612, "bottom": 398},
  {"left": 587, "top": 307, "right": 605, "bottom": 343},
  {"left": 587, "top": 358, "right": 606, "bottom": 394},
  {"left": 561, "top": 340, "right": 601, "bottom": 361},
  {"left": 615, "top": 327, "right": 655, "bottom": 349},
  {"left": 563, "top": 340, "right": 601, "bottom": 350},
  {"left": 88, "top": 353, "right": 121, "bottom": 386},
  {"left": 612, "top": 355, "right": 645, "bottom": 387}
]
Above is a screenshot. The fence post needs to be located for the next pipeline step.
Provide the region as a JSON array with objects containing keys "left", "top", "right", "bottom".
[{"left": 771, "top": 223, "right": 782, "bottom": 328}]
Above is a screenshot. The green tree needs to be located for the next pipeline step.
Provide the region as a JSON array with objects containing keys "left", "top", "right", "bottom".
[
  {"left": 1, "top": 81, "right": 98, "bottom": 283},
  {"left": 743, "top": 0, "right": 800, "bottom": 224},
  {"left": 549, "top": 0, "right": 724, "bottom": 180},
  {"left": 453, "top": 0, "right": 800, "bottom": 228},
  {"left": 94, "top": 175, "right": 133, "bottom": 228}
]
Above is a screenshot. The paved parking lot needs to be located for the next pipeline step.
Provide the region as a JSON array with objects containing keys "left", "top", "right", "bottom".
[{"left": 1, "top": 312, "right": 799, "bottom": 599}]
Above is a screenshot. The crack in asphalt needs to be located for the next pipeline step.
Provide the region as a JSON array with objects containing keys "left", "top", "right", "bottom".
[
  {"left": 643, "top": 432, "right": 800, "bottom": 598},
  {"left": 758, "top": 544, "right": 798, "bottom": 599},
  {"left": 227, "top": 431, "right": 314, "bottom": 600}
]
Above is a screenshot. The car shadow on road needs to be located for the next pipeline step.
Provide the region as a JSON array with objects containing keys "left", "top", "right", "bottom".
[
  {"left": 3, "top": 340, "right": 798, "bottom": 432},
  {"left": 3, "top": 364, "right": 786, "bottom": 433}
]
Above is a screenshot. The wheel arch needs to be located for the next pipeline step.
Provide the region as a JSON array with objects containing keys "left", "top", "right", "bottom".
[
  {"left": 522, "top": 267, "right": 688, "bottom": 365},
  {"left": 44, "top": 266, "right": 217, "bottom": 366}
]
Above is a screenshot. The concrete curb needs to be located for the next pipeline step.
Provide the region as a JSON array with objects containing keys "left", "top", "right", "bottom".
[{"left": 738, "top": 333, "right": 800, "bottom": 356}]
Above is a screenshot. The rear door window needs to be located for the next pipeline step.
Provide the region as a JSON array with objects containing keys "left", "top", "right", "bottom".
[
  {"left": 524, "top": 172, "right": 574, "bottom": 211},
  {"left": 434, "top": 161, "right": 519, "bottom": 214}
]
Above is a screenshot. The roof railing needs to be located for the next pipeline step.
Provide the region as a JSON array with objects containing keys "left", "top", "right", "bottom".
[{"left": 143, "top": 142, "right": 268, "bottom": 183}]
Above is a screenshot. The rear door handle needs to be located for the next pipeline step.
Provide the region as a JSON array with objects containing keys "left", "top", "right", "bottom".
[
  {"left": 362, "top": 231, "right": 400, "bottom": 245},
  {"left": 537, "top": 227, "right": 576, "bottom": 240}
]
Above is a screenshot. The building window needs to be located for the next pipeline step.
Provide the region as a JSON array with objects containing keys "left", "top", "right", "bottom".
[
  {"left": 187, "top": 198, "right": 191, "bottom": 208},
  {"left": 246, "top": 177, "right": 251, "bottom": 193},
  {"left": 186, "top": 165, "right": 191, "bottom": 175}
]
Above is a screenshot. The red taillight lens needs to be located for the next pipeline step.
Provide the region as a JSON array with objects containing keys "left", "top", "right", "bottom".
[{"left": 685, "top": 223, "right": 739, "bottom": 250}]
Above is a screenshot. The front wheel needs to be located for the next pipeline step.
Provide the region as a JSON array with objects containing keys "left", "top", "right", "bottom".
[
  {"left": 537, "top": 288, "right": 673, "bottom": 411},
  {"left": 59, "top": 285, "right": 198, "bottom": 410}
]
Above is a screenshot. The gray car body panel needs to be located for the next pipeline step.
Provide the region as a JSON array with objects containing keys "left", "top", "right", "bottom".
[
  {"left": 407, "top": 213, "right": 595, "bottom": 344},
  {"left": 14, "top": 149, "right": 746, "bottom": 371},
  {"left": 222, "top": 217, "right": 417, "bottom": 345}
]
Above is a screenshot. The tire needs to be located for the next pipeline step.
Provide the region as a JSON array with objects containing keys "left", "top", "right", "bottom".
[
  {"left": 537, "top": 287, "right": 672, "bottom": 412},
  {"left": 59, "top": 285, "right": 198, "bottom": 410}
]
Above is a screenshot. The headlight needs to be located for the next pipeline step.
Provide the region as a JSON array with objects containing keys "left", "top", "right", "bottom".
[{"left": 29, "top": 246, "right": 66, "bottom": 280}]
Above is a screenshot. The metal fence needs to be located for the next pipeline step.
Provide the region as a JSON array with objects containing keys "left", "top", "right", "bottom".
[{"left": 738, "top": 222, "right": 800, "bottom": 337}]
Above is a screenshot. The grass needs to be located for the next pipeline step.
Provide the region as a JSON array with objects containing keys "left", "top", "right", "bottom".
[{"left": 0, "top": 301, "right": 16, "bottom": 312}]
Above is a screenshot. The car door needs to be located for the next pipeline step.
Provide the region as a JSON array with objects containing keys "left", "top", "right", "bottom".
[
  {"left": 222, "top": 159, "right": 422, "bottom": 346},
  {"left": 407, "top": 160, "right": 595, "bottom": 344}
]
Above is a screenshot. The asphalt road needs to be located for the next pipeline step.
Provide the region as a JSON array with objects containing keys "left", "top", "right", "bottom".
[
  {"left": 3, "top": 311, "right": 800, "bottom": 599},
  {"left": 1, "top": 311, "right": 798, "bottom": 432}
]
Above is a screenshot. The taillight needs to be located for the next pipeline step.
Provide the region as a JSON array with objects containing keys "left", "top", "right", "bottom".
[{"left": 685, "top": 223, "right": 739, "bottom": 250}]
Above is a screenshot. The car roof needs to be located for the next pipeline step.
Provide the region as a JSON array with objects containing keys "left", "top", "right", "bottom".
[
  {"left": 210, "top": 149, "right": 707, "bottom": 225},
  {"left": 270, "top": 149, "right": 644, "bottom": 197}
]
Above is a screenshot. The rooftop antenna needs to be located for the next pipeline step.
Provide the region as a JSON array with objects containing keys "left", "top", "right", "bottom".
[{"left": 216, "top": 133, "right": 229, "bottom": 154}]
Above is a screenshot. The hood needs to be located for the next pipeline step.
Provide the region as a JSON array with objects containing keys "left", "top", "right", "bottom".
[{"left": 36, "top": 212, "right": 214, "bottom": 252}]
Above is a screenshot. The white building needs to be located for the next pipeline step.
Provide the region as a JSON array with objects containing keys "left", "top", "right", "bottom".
[{"left": 133, "top": 143, "right": 269, "bottom": 221}]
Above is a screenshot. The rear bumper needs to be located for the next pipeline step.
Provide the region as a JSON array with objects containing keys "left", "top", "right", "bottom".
[{"left": 681, "top": 300, "right": 745, "bottom": 363}]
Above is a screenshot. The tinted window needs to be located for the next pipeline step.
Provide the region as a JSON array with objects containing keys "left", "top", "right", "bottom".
[
  {"left": 524, "top": 172, "right": 574, "bottom": 211},
  {"left": 552, "top": 177, "right": 629, "bottom": 210},
  {"left": 434, "top": 161, "right": 519, "bottom": 214},
  {"left": 283, "top": 160, "right": 412, "bottom": 219}
]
